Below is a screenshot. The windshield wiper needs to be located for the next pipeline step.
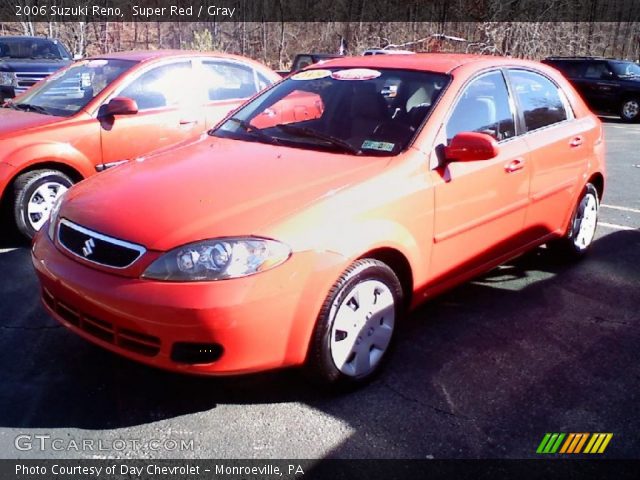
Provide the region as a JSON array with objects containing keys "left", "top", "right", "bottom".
[
  {"left": 223, "top": 117, "right": 280, "bottom": 145},
  {"left": 274, "top": 123, "right": 361, "bottom": 155},
  {"left": 11, "top": 103, "right": 51, "bottom": 115}
]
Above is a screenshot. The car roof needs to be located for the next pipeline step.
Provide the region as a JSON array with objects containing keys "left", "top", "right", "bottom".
[
  {"left": 93, "top": 49, "right": 265, "bottom": 65},
  {"left": 86, "top": 49, "right": 278, "bottom": 76},
  {"left": 308, "top": 53, "right": 543, "bottom": 74}
]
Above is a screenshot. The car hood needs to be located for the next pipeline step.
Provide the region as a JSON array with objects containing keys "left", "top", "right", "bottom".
[
  {"left": 0, "top": 58, "right": 69, "bottom": 72},
  {"left": 0, "top": 108, "right": 62, "bottom": 137},
  {"left": 63, "top": 137, "right": 388, "bottom": 251}
]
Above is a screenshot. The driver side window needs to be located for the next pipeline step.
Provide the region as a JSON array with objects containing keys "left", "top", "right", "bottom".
[{"left": 446, "top": 71, "right": 515, "bottom": 143}]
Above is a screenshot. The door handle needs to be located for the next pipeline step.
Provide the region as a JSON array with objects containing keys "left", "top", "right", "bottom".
[
  {"left": 179, "top": 119, "right": 199, "bottom": 125},
  {"left": 505, "top": 158, "right": 525, "bottom": 173},
  {"left": 570, "top": 136, "right": 584, "bottom": 147}
]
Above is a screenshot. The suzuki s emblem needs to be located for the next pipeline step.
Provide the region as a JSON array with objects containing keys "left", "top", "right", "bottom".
[{"left": 82, "top": 238, "right": 95, "bottom": 257}]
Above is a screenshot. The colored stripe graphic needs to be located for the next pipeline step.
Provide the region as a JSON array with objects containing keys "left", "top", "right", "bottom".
[
  {"left": 537, "top": 433, "right": 612, "bottom": 454},
  {"left": 559, "top": 433, "right": 575, "bottom": 453},
  {"left": 584, "top": 433, "right": 614, "bottom": 454},
  {"left": 536, "top": 433, "right": 566, "bottom": 454},
  {"left": 536, "top": 434, "right": 552, "bottom": 454}
]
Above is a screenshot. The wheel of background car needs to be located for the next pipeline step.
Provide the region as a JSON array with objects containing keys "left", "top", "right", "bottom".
[
  {"left": 620, "top": 98, "right": 640, "bottom": 122},
  {"left": 13, "top": 169, "right": 72, "bottom": 239},
  {"left": 548, "top": 183, "right": 599, "bottom": 259},
  {"left": 308, "top": 258, "right": 403, "bottom": 386}
]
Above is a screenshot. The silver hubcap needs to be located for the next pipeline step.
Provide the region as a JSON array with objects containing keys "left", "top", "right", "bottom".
[
  {"left": 27, "top": 182, "right": 68, "bottom": 231},
  {"left": 330, "top": 279, "right": 395, "bottom": 378},
  {"left": 574, "top": 193, "right": 598, "bottom": 250},
  {"left": 622, "top": 100, "right": 639, "bottom": 119}
]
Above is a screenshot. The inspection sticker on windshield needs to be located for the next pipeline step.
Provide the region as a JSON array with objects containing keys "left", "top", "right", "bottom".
[
  {"left": 291, "top": 69, "right": 332, "bottom": 80},
  {"left": 332, "top": 68, "right": 382, "bottom": 81},
  {"left": 362, "top": 140, "right": 395, "bottom": 152}
]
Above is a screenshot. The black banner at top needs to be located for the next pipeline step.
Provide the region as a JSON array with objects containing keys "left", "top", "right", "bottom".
[{"left": 1, "top": 0, "right": 640, "bottom": 22}]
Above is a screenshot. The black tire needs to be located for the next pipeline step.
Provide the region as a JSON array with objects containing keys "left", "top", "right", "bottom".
[
  {"left": 308, "top": 258, "right": 404, "bottom": 386},
  {"left": 547, "top": 183, "right": 599, "bottom": 260},
  {"left": 619, "top": 97, "right": 640, "bottom": 123},
  {"left": 13, "top": 169, "right": 73, "bottom": 239}
]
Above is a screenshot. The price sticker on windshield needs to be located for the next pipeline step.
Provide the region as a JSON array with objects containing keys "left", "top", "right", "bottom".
[
  {"left": 291, "top": 69, "right": 332, "bottom": 81},
  {"left": 331, "top": 69, "right": 382, "bottom": 81}
]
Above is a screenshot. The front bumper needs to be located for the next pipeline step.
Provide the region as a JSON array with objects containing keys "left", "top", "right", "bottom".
[{"left": 32, "top": 230, "right": 346, "bottom": 375}]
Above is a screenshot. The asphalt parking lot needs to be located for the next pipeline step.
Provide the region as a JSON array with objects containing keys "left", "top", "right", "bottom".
[{"left": 0, "top": 119, "right": 638, "bottom": 460}]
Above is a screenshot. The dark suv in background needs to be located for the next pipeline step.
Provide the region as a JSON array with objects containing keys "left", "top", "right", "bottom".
[
  {"left": 0, "top": 36, "right": 73, "bottom": 101},
  {"left": 543, "top": 56, "right": 640, "bottom": 122}
]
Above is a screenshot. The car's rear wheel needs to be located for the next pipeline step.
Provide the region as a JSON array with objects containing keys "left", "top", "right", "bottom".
[
  {"left": 548, "top": 183, "right": 599, "bottom": 259},
  {"left": 13, "top": 169, "right": 72, "bottom": 239},
  {"left": 620, "top": 97, "right": 640, "bottom": 122},
  {"left": 308, "top": 259, "right": 403, "bottom": 386}
]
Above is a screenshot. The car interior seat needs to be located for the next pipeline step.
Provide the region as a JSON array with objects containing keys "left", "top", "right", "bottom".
[
  {"left": 347, "top": 83, "right": 389, "bottom": 144},
  {"left": 404, "top": 85, "right": 435, "bottom": 129},
  {"left": 447, "top": 95, "right": 497, "bottom": 140}
]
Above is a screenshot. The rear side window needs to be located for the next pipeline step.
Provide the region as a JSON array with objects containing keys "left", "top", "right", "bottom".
[
  {"left": 446, "top": 70, "right": 515, "bottom": 143},
  {"left": 202, "top": 61, "right": 258, "bottom": 101},
  {"left": 548, "top": 60, "right": 584, "bottom": 78},
  {"left": 509, "top": 70, "right": 568, "bottom": 132},
  {"left": 584, "top": 62, "right": 613, "bottom": 79}
]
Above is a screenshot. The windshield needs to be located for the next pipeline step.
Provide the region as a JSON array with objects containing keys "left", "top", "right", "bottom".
[
  {"left": 212, "top": 68, "right": 450, "bottom": 156},
  {"left": 0, "top": 38, "right": 70, "bottom": 60},
  {"left": 610, "top": 61, "right": 640, "bottom": 77},
  {"left": 8, "top": 59, "right": 136, "bottom": 117}
]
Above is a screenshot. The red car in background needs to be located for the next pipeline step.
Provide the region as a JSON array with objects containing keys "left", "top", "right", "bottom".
[
  {"left": 32, "top": 54, "right": 605, "bottom": 386},
  {"left": 0, "top": 50, "right": 280, "bottom": 238}
]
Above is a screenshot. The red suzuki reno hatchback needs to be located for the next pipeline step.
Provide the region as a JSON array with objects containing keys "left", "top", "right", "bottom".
[{"left": 32, "top": 54, "right": 605, "bottom": 386}]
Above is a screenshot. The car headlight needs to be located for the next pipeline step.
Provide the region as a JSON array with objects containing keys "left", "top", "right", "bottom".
[
  {"left": 47, "top": 192, "right": 66, "bottom": 241},
  {"left": 0, "top": 72, "right": 17, "bottom": 87},
  {"left": 142, "top": 237, "right": 291, "bottom": 281}
]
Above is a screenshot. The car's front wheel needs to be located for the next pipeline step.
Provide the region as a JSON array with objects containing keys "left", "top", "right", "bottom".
[
  {"left": 308, "top": 259, "right": 403, "bottom": 386},
  {"left": 620, "top": 97, "right": 640, "bottom": 122},
  {"left": 549, "top": 183, "right": 599, "bottom": 259},
  {"left": 13, "top": 169, "right": 72, "bottom": 239}
]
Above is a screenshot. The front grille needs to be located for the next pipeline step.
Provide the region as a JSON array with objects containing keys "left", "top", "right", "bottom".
[
  {"left": 43, "top": 288, "right": 161, "bottom": 357},
  {"left": 58, "top": 219, "right": 146, "bottom": 269},
  {"left": 14, "top": 71, "right": 50, "bottom": 93}
]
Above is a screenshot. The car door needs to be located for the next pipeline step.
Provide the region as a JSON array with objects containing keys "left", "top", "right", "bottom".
[
  {"left": 198, "top": 59, "right": 268, "bottom": 130},
  {"left": 428, "top": 70, "right": 531, "bottom": 283},
  {"left": 579, "top": 61, "right": 619, "bottom": 111},
  {"left": 507, "top": 69, "right": 591, "bottom": 239},
  {"left": 99, "top": 60, "right": 205, "bottom": 168}
]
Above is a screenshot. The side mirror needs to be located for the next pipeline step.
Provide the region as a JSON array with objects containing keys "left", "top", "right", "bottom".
[
  {"left": 73, "top": 54, "right": 83, "bottom": 61},
  {"left": 444, "top": 132, "right": 499, "bottom": 162},
  {"left": 100, "top": 97, "right": 139, "bottom": 117},
  {"left": 600, "top": 71, "right": 613, "bottom": 79}
]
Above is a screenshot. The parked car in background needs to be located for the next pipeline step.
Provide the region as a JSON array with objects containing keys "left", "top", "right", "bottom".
[
  {"left": 277, "top": 53, "right": 343, "bottom": 76},
  {"left": 0, "top": 50, "right": 280, "bottom": 238},
  {"left": 32, "top": 54, "right": 605, "bottom": 386},
  {"left": 0, "top": 36, "right": 74, "bottom": 102},
  {"left": 542, "top": 56, "right": 640, "bottom": 122}
]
